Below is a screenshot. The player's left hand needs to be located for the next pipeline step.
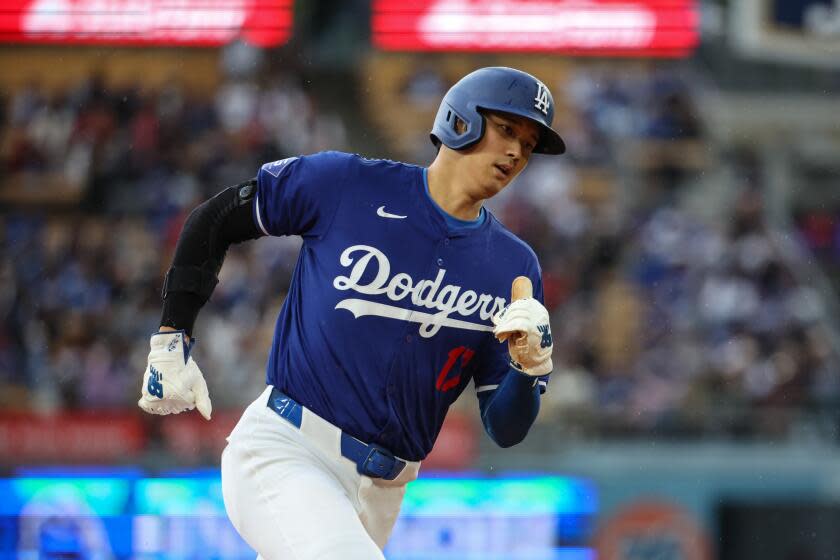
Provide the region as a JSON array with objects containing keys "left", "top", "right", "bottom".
[
  {"left": 138, "top": 330, "right": 212, "bottom": 420},
  {"left": 492, "top": 298, "right": 554, "bottom": 376}
]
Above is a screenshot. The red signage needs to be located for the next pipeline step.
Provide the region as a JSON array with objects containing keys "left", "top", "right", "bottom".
[
  {"left": 373, "top": 0, "right": 699, "bottom": 57},
  {"left": 159, "top": 410, "right": 241, "bottom": 461},
  {"left": 0, "top": 413, "right": 146, "bottom": 463},
  {"left": 0, "top": 0, "right": 292, "bottom": 47}
]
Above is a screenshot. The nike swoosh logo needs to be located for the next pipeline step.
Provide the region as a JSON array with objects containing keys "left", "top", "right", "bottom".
[{"left": 377, "top": 206, "right": 407, "bottom": 219}]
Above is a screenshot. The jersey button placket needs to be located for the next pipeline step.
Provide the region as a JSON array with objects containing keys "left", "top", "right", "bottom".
[{"left": 437, "top": 236, "right": 450, "bottom": 268}]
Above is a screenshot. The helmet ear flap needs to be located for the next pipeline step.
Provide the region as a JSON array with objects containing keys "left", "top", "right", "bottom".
[
  {"left": 446, "top": 108, "right": 469, "bottom": 136},
  {"left": 431, "top": 96, "right": 486, "bottom": 151}
]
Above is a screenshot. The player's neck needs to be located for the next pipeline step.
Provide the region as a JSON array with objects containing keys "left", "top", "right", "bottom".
[{"left": 426, "top": 158, "right": 484, "bottom": 221}]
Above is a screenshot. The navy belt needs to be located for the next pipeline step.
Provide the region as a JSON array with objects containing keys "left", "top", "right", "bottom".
[{"left": 267, "top": 387, "right": 406, "bottom": 481}]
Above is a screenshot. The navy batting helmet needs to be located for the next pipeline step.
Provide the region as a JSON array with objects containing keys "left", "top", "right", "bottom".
[{"left": 430, "top": 67, "right": 565, "bottom": 155}]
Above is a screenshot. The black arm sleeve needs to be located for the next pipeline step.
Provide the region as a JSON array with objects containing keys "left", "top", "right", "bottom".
[{"left": 159, "top": 179, "right": 263, "bottom": 336}]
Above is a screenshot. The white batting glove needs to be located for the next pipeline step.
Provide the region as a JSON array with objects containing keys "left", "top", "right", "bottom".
[
  {"left": 492, "top": 298, "right": 554, "bottom": 376},
  {"left": 138, "top": 330, "right": 212, "bottom": 420}
]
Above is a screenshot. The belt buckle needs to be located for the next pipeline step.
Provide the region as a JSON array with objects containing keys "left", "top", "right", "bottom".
[{"left": 360, "top": 444, "right": 402, "bottom": 480}]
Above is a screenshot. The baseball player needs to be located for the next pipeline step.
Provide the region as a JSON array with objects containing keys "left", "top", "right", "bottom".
[{"left": 138, "top": 66, "right": 564, "bottom": 559}]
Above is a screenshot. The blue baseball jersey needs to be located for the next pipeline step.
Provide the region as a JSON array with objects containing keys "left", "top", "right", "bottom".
[{"left": 253, "top": 151, "right": 546, "bottom": 461}]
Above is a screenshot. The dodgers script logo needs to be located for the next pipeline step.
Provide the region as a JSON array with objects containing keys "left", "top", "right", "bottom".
[{"left": 332, "top": 245, "right": 507, "bottom": 338}]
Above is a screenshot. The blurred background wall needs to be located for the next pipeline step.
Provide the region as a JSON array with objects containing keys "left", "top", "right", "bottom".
[{"left": 2, "top": 0, "right": 840, "bottom": 558}]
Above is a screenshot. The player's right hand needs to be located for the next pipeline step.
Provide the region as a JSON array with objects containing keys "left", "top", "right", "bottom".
[
  {"left": 493, "top": 298, "right": 554, "bottom": 376},
  {"left": 138, "top": 330, "right": 212, "bottom": 420}
]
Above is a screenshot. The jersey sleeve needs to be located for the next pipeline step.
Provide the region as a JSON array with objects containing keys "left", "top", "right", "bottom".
[
  {"left": 253, "top": 151, "right": 350, "bottom": 238},
  {"left": 473, "top": 266, "right": 550, "bottom": 395}
]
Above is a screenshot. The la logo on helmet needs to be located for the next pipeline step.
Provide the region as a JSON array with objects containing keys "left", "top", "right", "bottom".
[{"left": 534, "top": 80, "right": 550, "bottom": 116}]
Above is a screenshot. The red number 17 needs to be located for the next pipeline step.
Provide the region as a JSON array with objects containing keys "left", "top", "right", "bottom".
[{"left": 435, "top": 346, "right": 475, "bottom": 392}]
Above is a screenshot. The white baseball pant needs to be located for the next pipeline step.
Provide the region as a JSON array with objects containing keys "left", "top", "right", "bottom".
[{"left": 221, "top": 385, "right": 420, "bottom": 559}]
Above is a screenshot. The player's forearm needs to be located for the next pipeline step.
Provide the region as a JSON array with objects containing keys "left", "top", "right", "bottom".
[
  {"left": 478, "top": 368, "right": 540, "bottom": 448},
  {"left": 160, "top": 180, "right": 262, "bottom": 337}
]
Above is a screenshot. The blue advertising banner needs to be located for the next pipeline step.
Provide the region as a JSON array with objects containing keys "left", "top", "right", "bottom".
[{"left": 0, "top": 472, "right": 597, "bottom": 559}]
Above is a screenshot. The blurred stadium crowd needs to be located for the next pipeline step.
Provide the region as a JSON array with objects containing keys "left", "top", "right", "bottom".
[
  {"left": 2, "top": 59, "right": 839, "bottom": 443},
  {"left": 0, "top": 71, "right": 345, "bottom": 412}
]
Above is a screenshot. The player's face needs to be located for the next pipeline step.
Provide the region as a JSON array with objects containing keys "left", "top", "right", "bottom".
[{"left": 466, "top": 111, "right": 540, "bottom": 197}]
